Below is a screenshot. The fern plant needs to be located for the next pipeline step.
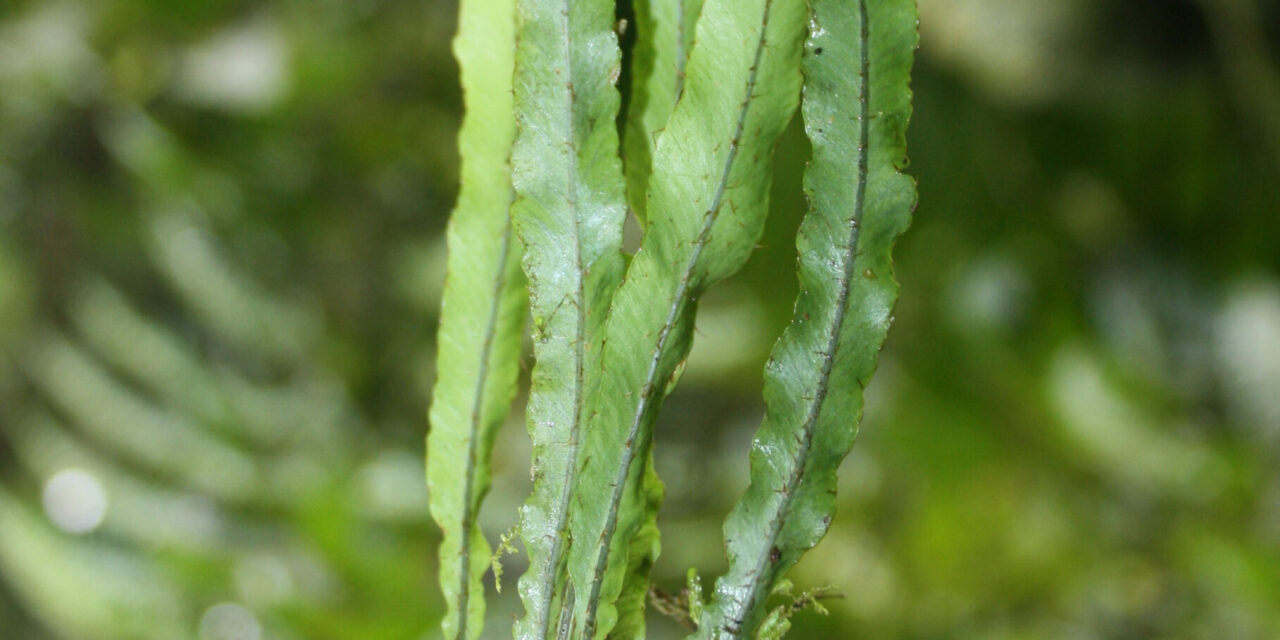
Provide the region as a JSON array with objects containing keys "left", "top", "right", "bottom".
[{"left": 426, "top": 0, "right": 918, "bottom": 637}]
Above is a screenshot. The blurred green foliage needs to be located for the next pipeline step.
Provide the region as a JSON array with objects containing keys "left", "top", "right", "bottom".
[{"left": 1, "top": 0, "right": 1278, "bottom": 638}]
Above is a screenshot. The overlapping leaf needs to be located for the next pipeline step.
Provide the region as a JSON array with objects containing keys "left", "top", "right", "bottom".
[
  {"left": 614, "top": 3, "right": 706, "bottom": 632},
  {"left": 623, "top": 0, "right": 703, "bottom": 225},
  {"left": 564, "top": 0, "right": 806, "bottom": 636}
]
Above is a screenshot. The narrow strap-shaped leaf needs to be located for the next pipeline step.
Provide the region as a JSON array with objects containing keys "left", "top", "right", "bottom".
[
  {"left": 508, "top": 0, "right": 628, "bottom": 637},
  {"left": 425, "top": 0, "right": 526, "bottom": 636},
  {"left": 566, "top": 1, "right": 806, "bottom": 637},
  {"left": 614, "top": 4, "right": 703, "bottom": 627},
  {"left": 695, "top": 0, "right": 918, "bottom": 637},
  {"left": 623, "top": 0, "right": 704, "bottom": 225}
]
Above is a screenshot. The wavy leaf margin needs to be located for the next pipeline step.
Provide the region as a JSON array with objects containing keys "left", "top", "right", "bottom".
[
  {"left": 565, "top": 0, "right": 807, "bottom": 636},
  {"left": 508, "top": 0, "right": 628, "bottom": 637},
  {"left": 425, "top": 0, "right": 527, "bottom": 636},
  {"left": 695, "top": 0, "right": 918, "bottom": 636}
]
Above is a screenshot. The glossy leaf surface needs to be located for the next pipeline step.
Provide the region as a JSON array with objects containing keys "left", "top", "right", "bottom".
[
  {"left": 695, "top": 0, "right": 918, "bottom": 636},
  {"left": 565, "top": 0, "right": 806, "bottom": 636},
  {"left": 508, "top": 0, "right": 628, "bottom": 636}
]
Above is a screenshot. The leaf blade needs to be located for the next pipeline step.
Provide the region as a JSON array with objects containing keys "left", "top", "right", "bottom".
[
  {"left": 695, "top": 0, "right": 919, "bottom": 636},
  {"left": 425, "top": 0, "right": 527, "bottom": 636},
  {"left": 623, "top": 0, "right": 704, "bottom": 226},
  {"left": 507, "top": 0, "right": 628, "bottom": 637},
  {"left": 566, "top": 0, "right": 807, "bottom": 636}
]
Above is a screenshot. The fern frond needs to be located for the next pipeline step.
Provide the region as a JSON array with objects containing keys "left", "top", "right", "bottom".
[
  {"left": 696, "top": 0, "right": 918, "bottom": 636},
  {"left": 507, "top": 0, "right": 628, "bottom": 637},
  {"left": 425, "top": 0, "right": 527, "bottom": 636},
  {"left": 623, "top": 0, "right": 704, "bottom": 226},
  {"left": 565, "top": 0, "right": 807, "bottom": 637}
]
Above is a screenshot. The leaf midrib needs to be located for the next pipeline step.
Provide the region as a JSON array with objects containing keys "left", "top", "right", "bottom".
[{"left": 674, "top": 0, "right": 690, "bottom": 100}]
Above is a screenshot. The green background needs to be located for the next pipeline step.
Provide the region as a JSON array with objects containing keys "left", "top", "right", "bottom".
[{"left": 1, "top": 0, "right": 1278, "bottom": 638}]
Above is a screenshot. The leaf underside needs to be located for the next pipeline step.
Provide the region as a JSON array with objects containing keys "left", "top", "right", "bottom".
[
  {"left": 425, "top": 0, "right": 527, "bottom": 637},
  {"left": 695, "top": 0, "right": 918, "bottom": 637}
]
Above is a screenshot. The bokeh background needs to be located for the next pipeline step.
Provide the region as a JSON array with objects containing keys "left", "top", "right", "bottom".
[{"left": 1, "top": 0, "right": 1278, "bottom": 638}]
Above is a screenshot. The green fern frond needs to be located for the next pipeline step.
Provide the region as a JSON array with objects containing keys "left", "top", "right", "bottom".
[
  {"left": 425, "top": 0, "right": 528, "bottom": 636},
  {"left": 695, "top": 0, "right": 918, "bottom": 636}
]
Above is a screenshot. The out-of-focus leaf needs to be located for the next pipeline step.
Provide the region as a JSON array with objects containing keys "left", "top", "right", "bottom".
[
  {"left": 0, "top": 488, "right": 186, "bottom": 640},
  {"left": 21, "top": 333, "right": 262, "bottom": 504}
]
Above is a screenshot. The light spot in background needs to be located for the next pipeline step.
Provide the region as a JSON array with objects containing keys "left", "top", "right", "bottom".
[
  {"left": 357, "top": 450, "right": 427, "bottom": 521},
  {"left": 42, "top": 468, "right": 107, "bottom": 534},
  {"left": 948, "top": 256, "right": 1030, "bottom": 333},
  {"left": 1092, "top": 271, "right": 1167, "bottom": 381},
  {"left": 199, "top": 602, "right": 262, "bottom": 640},
  {"left": 916, "top": 0, "right": 1084, "bottom": 103},
  {"left": 234, "top": 554, "right": 295, "bottom": 606},
  {"left": 176, "top": 18, "right": 289, "bottom": 113},
  {"left": 0, "top": 2, "right": 99, "bottom": 104},
  {"left": 1214, "top": 279, "right": 1280, "bottom": 442},
  {"left": 1048, "top": 345, "right": 1224, "bottom": 497}
]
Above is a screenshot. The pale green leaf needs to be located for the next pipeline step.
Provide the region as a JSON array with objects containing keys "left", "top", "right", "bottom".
[
  {"left": 507, "top": 0, "right": 628, "bottom": 637},
  {"left": 695, "top": 0, "right": 918, "bottom": 637},
  {"left": 753, "top": 608, "right": 789, "bottom": 640},
  {"left": 609, "top": 449, "right": 664, "bottom": 639},
  {"left": 425, "top": 0, "right": 527, "bottom": 636},
  {"left": 565, "top": 0, "right": 807, "bottom": 637},
  {"left": 623, "top": 0, "right": 703, "bottom": 225}
]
